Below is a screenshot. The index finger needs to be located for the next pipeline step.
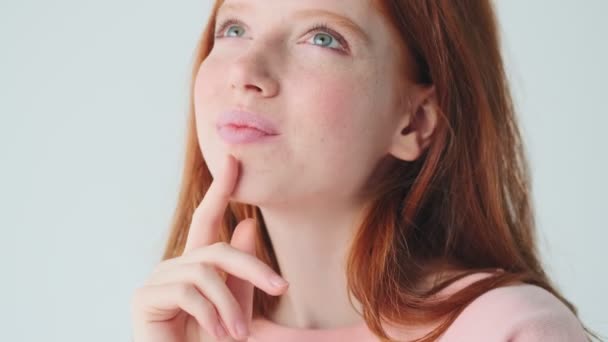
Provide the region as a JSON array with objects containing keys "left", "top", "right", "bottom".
[{"left": 184, "top": 154, "right": 239, "bottom": 253}]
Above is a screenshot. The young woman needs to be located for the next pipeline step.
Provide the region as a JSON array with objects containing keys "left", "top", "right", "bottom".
[{"left": 131, "top": 1, "right": 602, "bottom": 341}]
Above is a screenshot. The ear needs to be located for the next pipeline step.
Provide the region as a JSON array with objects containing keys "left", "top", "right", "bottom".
[{"left": 388, "top": 85, "right": 439, "bottom": 161}]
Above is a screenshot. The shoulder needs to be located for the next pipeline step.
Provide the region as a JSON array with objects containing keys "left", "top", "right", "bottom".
[{"left": 441, "top": 281, "right": 588, "bottom": 341}]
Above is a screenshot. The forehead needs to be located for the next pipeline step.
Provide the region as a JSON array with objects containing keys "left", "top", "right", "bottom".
[
  {"left": 217, "top": 0, "right": 378, "bottom": 31},
  {"left": 218, "top": 0, "right": 375, "bottom": 14}
]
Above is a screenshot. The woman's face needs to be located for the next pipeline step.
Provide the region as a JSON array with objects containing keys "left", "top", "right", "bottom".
[{"left": 194, "top": 0, "right": 409, "bottom": 208}]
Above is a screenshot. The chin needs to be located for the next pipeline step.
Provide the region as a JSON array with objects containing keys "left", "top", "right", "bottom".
[
  {"left": 228, "top": 166, "right": 273, "bottom": 205},
  {"left": 230, "top": 181, "right": 273, "bottom": 207},
  {"left": 202, "top": 144, "right": 287, "bottom": 206}
]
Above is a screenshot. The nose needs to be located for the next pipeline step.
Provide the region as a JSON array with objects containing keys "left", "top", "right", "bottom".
[{"left": 228, "top": 45, "right": 280, "bottom": 98}]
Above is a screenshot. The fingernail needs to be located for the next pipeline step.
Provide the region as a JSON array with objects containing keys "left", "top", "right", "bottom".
[
  {"left": 269, "top": 275, "right": 289, "bottom": 288},
  {"left": 216, "top": 323, "right": 227, "bottom": 338},
  {"left": 235, "top": 320, "right": 249, "bottom": 339}
]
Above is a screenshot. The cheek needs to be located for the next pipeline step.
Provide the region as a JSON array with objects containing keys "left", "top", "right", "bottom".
[
  {"left": 294, "top": 71, "right": 373, "bottom": 144},
  {"left": 192, "top": 61, "right": 227, "bottom": 167},
  {"left": 194, "top": 61, "right": 221, "bottom": 112},
  {"left": 291, "top": 71, "right": 383, "bottom": 184}
]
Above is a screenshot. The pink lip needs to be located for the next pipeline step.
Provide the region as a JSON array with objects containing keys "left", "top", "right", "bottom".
[{"left": 216, "top": 109, "right": 280, "bottom": 144}]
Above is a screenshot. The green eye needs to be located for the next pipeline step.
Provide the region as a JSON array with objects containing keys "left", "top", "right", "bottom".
[
  {"left": 214, "top": 18, "right": 349, "bottom": 54},
  {"left": 307, "top": 23, "right": 348, "bottom": 53},
  {"left": 312, "top": 33, "right": 334, "bottom": 47},
  {"left": 226, "top": 25, "right": 245, "bottom": 37}
]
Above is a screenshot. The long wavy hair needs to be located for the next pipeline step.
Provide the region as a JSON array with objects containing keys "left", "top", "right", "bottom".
[{"left": 161, "top": 1, "right": 602, "bottom": 341}]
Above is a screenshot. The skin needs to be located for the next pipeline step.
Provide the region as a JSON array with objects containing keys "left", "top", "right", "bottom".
[
  {"left": 196, "top": 0, "right": 440, "bottom": 331},
  {"left": 131, "top": 0, "right": 439, "bottom": 341},
  {"left": 132, "top": 155, "right": 286, "bottom": 341}
]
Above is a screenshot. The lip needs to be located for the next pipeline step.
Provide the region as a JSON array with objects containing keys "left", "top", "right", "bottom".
[{"left": 216, "top": 109, "right": 280, "bottom": 144}]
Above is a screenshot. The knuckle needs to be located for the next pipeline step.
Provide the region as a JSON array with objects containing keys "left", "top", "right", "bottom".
[
  {"left": 211, "top": 241, "right": 230, "bottom": 252},
  {"left": 192, "top": 263, "right": 215, "bottom": 282},
  {"left": 176, "top": 283, "right": 198, "bottom": 302}
]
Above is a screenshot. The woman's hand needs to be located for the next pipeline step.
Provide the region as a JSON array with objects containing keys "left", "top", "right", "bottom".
[{"left": 130, "top": 155, "right": 289, "bottom": 341}]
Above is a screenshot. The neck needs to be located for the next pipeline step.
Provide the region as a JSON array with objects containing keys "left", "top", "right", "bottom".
[{"left": 257, "top": 201, "right": 367, "bottom": 329}]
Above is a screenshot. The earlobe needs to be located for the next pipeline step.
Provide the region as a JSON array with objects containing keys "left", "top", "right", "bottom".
[{"left": 388, "top": 85, "right": 439, "bottom": 162}]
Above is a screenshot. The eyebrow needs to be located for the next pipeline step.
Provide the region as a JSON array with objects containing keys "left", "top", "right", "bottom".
[{"left": 217, "top": 3, "right": 371, "bottom": 44}]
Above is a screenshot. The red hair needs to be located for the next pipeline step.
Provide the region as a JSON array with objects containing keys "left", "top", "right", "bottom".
[{"left": 161, "top": 1, "right": 601, "bottom": 341}]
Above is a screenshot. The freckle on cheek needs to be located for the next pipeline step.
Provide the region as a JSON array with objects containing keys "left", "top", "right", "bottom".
[{"left": 315, "top": 88, "right": 356, "bottom": 134}]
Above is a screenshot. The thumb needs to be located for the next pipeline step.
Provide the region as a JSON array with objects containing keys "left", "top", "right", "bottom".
[{"left": 225, "top": 218, "right": 258, "bottom": 330}]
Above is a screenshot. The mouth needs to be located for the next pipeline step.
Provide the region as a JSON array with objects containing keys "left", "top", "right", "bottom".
[
  {"left": 217, "top": 124, "right": 278, "bottom": 144},
  {"left": 216, "top": 109, "right": 280, "bottom": 144}
]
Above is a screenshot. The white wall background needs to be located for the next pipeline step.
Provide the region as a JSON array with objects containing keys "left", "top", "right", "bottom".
[{"left": 0, "top": 1, "right": 605, "bottom": 341}]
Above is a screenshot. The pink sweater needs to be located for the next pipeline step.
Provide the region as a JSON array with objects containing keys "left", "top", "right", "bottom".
[{"left": 247, "top": 272, "right": 588, "bottom": 341}]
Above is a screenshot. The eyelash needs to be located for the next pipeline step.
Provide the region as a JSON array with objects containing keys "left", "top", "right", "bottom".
[{"left": 214, "top": 17, "right": 349, "bottom": 53}]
